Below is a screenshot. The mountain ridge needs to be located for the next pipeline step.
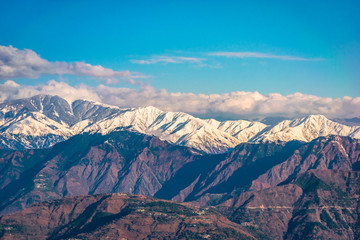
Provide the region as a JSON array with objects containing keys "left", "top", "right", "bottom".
[{"left": 1, "top": 95, "right": 359, "bottom": 153}]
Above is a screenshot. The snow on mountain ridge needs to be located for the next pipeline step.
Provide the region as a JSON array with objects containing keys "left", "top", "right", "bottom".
[
  {"left": 1, "top": 95, "right": 360, "bottom": 153},
  {"left": 0, "top": 112, "right": 70, "bottom": 136},
  {"left": 81, "top": 106, "right": 248, "bottom": 153},
  {"left": 254, "top": 114, "right": 360, "bottom": 142}
]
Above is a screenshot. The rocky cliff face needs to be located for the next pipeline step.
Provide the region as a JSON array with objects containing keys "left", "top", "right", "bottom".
[
  {"left": 219, "top": 169, "right": 360, "bottom": 240},
  {"left": 0, "top": 193, "right": 255, "bottom": 240}
]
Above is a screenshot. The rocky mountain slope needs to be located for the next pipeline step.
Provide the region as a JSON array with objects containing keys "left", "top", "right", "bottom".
[
  {"left": 0, "top": 131, "right": 200, "bottom": 215},
  {"left": 0, "top": 129, "right": 359, "bottom": 216},
  {"left": 219, "top": 169, "right": 360, "bottom": 240},
  {"left": 0, "top": 193, "right": 255, "bottom": 240},
  {"left": 2, "top": 169, "right": 360, "bottom": 240},
  {"left": 156, "top": 135, "right": 360, "bottom": 205},
  {"left": 1, "top": 95, "right": 359, "bottom": 153}
]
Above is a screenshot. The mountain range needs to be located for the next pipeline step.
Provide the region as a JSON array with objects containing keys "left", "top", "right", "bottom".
[
  {"left": 1, "top": 95, "right": 359, "bottom": 153},
  {"left": 1, "top": 95, "right": 360, "bottom": 239}
]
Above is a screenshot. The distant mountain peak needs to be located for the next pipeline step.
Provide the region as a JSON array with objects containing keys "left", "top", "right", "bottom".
[{"left": 253, "top": 113, "right": 360, "bottom": 143}]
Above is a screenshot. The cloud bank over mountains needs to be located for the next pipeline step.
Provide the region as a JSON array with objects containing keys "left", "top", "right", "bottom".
[
  {"left": 0, "top": 45, "right": 143, "bottom": 83},
  {"left": 1, "top": 80, "right": 359, "bottom": 119}
]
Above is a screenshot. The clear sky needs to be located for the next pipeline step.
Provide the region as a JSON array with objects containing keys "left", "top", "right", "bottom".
[{"left": 0, "top": 0, "right": 359, "bottom": 119}]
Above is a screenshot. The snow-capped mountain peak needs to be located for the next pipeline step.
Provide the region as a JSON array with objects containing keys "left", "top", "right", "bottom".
[{"left": 253, "top": 114, "right": 360, "bottom": 142}]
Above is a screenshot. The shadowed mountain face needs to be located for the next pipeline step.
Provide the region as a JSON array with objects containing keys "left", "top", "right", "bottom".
[
  {"left": 0, "top": 130, "right": 359, "bottom": 216},
  {"left": 0, "top": 131, "right": 198, "bottom": 215},
  {"left": 156, "top": 135, "right": 360, "bottom": 205},
  {"left": 219, "top": 169, "right": 360, "bottom": 240},
  {"left": 0, "top": 193, "right": 255, "bottom": 240}
]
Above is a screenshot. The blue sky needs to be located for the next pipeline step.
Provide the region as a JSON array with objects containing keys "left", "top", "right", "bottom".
[{"left": 0, "top": 0, "right": 359, "bottom": 108}]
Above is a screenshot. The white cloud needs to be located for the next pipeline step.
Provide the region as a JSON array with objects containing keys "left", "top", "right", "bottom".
[
  {"left": 0, "top": 45, "right": 144, "bottom": 82},
  {"left": 1, "top": 80, "right": 359, "bottom": 119},
  {"left": 130, "top": 51, "right": 322, "bottom": 67},
  {"left": 0, "top": 80, "right": 101, "bottom": 103},
  {"left": 130, "top": 56, "right": 206, "bottom": 65},
  {"left": 208, "top": 52, "right": 323, "bottom": 61}
]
